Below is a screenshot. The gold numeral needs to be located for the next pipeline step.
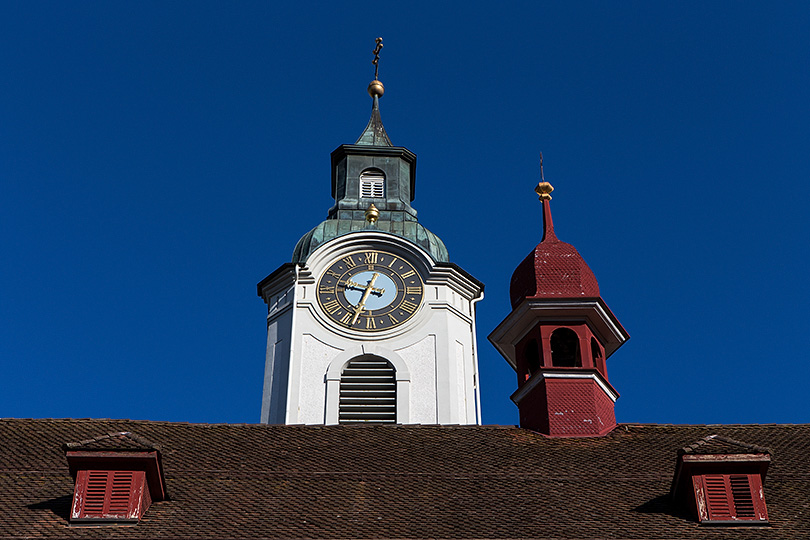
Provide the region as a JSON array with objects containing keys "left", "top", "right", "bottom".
[
  {"left": 319, "top": 286, "right": 335, "bottom": 295},
  {"left": 388, "top": 314, "right": 399, "bottom": 324},
  {"left": 342, "top": 257, "right": 357, "bottom": 268},
  {"left": 400, "top": 300, "right": 418, "bottom": 313},
  {"left": 400, "top": 269, "right": 416, "bottom": 279},
  {"left": 322, "top": 299, "right": 340, "bottom": 314},
  {"left": 340, "top": 313, "right": 353, "bottom": 325},
  {"left": 326, "top": 270, "right": 341, "bottom": 279},
  {"left": 405, "top": 286, "right": 422, "bottom": 295},
  {"left": 365, "top": 317, "right": 376, "bottom": 329},
  {"left": 388, "top": 257, "right": 398, "bottom": 267},
  {"left": 364, "top": 252, "right": 378, "bottom": 264}
]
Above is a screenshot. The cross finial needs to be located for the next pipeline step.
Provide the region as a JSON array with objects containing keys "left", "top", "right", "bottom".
[{"left": 372, "top": 37, "right": 383, "bottom": 80}]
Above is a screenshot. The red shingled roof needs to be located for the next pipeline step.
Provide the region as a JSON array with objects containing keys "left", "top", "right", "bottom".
[{"left": 2, "top": 418, "right": 808, "bottom": 539}]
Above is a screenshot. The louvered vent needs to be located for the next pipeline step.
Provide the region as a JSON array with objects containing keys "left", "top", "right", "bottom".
[
  {"left": 705, "top": 474, "right": 732, "bottom": 519},
  {"left": 339, "top": 357, "right": 396, "bottom": 424},
  {"left": 360, "top": 169, "right": 385, "bottom": 198},
  {"left": 72, "top": 469, "right": 143, "bottom": 521},
  {"left": 703, "top": 473, "right": 762, "bottom": 522}
]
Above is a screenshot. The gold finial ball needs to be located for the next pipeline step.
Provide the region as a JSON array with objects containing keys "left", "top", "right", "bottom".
[
  {"left": 368, "top": 79, "right": 385, "bottom": 98},
  {"left": 365, "top": 203, "right": 380, "bottom": 223},
  {"left": 536, "top": 181, "right": 554, "bottom": 201}
]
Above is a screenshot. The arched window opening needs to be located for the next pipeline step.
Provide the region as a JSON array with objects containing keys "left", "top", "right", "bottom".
[
  {"left": 591, "top": 337, "right": 603, "bottom": 371},
  {"left": 550, "top": 328, "right": 581, "bottom": 367},
  {"left": 525, "top": 339, "right": 541, "bottom": 379},
  {"left": 339, "top": 356, "right": 396, "bottom": 424},
  {"left": 359, "top": 168, "right": 385, "bottom": 198}
]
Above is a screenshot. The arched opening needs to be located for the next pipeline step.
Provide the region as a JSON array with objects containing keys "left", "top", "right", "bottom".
[
  {"left": 525, "top": 339, "right": 541, "bottom": 379},
  {"left": 591, "top": 337, "right": 603, "bottom": 371},
  {"left": 550, "top": 328, "right": 581, "bottom": 367},
  {"left": 359, "top": 168, "right": 385, "bottom": 198},
  {"left": 339, "top": 356, "right": 396, "bottom": 424}
]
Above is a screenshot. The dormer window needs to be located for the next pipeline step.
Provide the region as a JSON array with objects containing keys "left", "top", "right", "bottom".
[
  {"left": 64, "top": 432, "right": 167, "bottom": 524},
  {"left": 671, "top": 435, "right": 770, "bottom": 526},
  {"left": 360, "top": 168, "right": 385, "bottom": 198}
]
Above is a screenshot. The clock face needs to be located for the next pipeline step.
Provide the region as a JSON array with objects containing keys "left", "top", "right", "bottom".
[{"left": 316, "top": 250, "right": 425, "bottom": 331}]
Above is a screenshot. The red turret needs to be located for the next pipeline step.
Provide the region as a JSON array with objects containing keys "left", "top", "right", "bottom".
[{"left": 489, "top": 169, "right": 629, "bottom": 437}]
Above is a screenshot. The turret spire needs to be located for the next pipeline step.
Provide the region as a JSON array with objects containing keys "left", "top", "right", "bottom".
[
  {"left": 355, "top": 37, "right": 392, "bottom": 146},
  {"left": 535, "top": 153, "right": 558, "bottom": 243}
]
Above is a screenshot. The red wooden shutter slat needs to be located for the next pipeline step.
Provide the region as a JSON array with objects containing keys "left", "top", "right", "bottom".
[
  {"left": 107, "top": 471, "right": 135, "bottom": 516},
  {"left": 82, "top": 471, "right": 111, "bottom": 517},
  {"left": 704, "top": 474, "right": 733, "bottom": 520}
]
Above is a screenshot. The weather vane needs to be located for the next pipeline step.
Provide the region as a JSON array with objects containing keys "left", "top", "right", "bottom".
[{"left": 372, "top": 37, "right": 383, "bottom": 80}]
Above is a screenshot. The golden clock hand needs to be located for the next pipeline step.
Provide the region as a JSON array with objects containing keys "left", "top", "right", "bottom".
[
  {"left": 351, "top": 272, "right": 379, "bottom": 325},
  {"left": 346, "top": 279, "right": 385, "bottom": 295}
]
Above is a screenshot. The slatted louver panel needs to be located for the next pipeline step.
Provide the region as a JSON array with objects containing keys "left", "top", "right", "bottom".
[
  {"left": 339, "top": 357, "right": 396, "bottom": 424},
  {"left": 360, "top": 170, "right": 385, "bottom": 198},
  {"left": 704, "top": 474, "right": 733, "bottom": 520},
  {"left": 729, "top": 474, "right": 756, "bottom": 518},
  {"left": 108, "top": 471, "right": 135, "bottom": 516},
  {"left": 81, "top": 471, "right": 109, "bottom": 517},
  {"left": 71, "top": 469, "right": 143, "bottom": 521}
]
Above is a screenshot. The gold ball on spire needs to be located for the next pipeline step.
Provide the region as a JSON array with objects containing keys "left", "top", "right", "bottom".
[
  {"left": 365, "top": 203, "right": 380, "bottom": 223},
  {"left": 368, "top": 79, "right": 385, "bottom": 98},
  {"left": 536, "top": 181, "right": 554, "bottom": 201}
]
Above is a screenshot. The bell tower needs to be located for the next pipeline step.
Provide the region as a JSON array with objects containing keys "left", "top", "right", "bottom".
[
  {"left": 489, "top": 162, "right": 629, "bottom": 436},
  {"left": 258, "top": 39, "right": 484, "bottom": 426}
]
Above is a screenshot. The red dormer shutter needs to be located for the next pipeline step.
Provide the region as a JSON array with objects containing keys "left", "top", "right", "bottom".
[
  {"left": 71, "top": 470, "right": 149, "bottom": 522},
  {"left": 698, "top": 473, "right": 767, "bottom": 523}
]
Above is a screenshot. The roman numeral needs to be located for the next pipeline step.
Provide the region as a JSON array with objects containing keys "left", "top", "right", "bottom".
[
  {"left": 405, "top": 286, "right": 422, "bottom": 295},
  {"left": 319, "top": 286, "right": 335, "bottom": 295},
  {"left": 400, "top": 270, "right": 416, "bottom": 279},
  {"left": 364, "top": 252, "right": 378, "bottom": 264},
  {"left": 326, "top": 270, "right": 341, "bottom": 279},
  {"left": 388, "top": 257, "right": 398, "bottom": 267},
  {"left": 400, "top": 300, "right": 418, "bottom": 313},
  {"left": 322, "top": 299, "right": 341, "bottom": 314},
  {"left": 388, "top": 314, "right": 399, "bottom": 324},
  {"left": 342, "top": 257, "right": 357, "bottom": 268},
  {"left": 365, "top": 317, "right": 376, "bottom": 329},
  {"left": 340, "top": 313, "right": 353, "bottom": 325}
]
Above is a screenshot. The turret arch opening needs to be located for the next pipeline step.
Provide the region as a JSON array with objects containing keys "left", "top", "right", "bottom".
[
  {"left": 591, "top": 337, "right": 603, "bottom": 371},
  {"left": 550, "top": 328, "right": 581, "bottom": 367},
  {"left": 525, "top": 339, "right": 541, "bottom": 379}
]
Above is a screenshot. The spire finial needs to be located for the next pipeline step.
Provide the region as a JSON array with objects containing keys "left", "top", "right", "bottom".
[
  {"left": 534, "top": 152, "right": 558, "bottom": 242},
  {"left": 535, "top": 153, "right": 554, "bottom": 201},
  {"left": 368, "top": 37, "right": 385, "bottom": 98}
]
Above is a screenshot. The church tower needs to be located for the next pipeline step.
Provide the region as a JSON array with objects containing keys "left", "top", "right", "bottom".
[
  {"left": 257, "top": 40, "right": 484, "bottom": 426},
  {"left": 489, "top": 168, "right": 629, "bottom": 436}
]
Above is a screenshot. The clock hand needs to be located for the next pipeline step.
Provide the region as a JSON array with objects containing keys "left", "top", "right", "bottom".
[
  {"left": 345, "top": 280, "right": 385, "bottom": 295},
  {"left": 351, "top": 272, "right": 379, "bottom": 325}
]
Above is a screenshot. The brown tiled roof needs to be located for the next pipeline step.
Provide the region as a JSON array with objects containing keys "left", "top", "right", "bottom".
[{"left": 2, "top": 418, "right": 809, "bottom": 539}]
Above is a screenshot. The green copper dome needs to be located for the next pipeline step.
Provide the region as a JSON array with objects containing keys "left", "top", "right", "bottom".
[{"left": 293, "top": 219, "right": 449, "bottom": 264}]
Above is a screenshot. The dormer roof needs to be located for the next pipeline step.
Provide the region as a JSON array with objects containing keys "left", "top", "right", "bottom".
[{"left": 679, "top": 434, "right": 772, "bottom": 456}]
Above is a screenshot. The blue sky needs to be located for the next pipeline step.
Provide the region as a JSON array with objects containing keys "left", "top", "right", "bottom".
[{"left": 2, "top": 2, "right": 809, "bottom": 426}]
